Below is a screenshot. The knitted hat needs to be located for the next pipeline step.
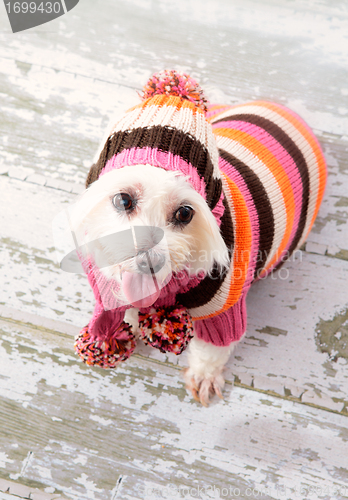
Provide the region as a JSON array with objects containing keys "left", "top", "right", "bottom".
[
  {"left": 86, "top": 70, "right": 223, "bottom": 213},
  {"left": 75, "top": 70, "right": 224, "bottom": 367}
]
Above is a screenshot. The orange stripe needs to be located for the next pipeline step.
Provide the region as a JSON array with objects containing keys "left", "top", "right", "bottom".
[
  {"left": 236, "top": 101, "right": 327, "bottom": 235},
  {"left": 192, "top": 174, "right": 252, "bottom": 320},
  {"left": 208, "top": 104, "right": 225, "bottom": 111},
  {"left": 214, "top": 127, "right": 296, "bottom": 271},
  {"left": 219, "top": 174, "right": 253, "bottom": 312}
]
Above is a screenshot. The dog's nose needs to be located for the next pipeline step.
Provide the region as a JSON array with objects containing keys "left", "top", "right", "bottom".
[{"left": 136, "top": 252, "right": 166, "bottom": 274}]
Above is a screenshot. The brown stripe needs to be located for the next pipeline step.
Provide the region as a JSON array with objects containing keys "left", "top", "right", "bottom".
[
  {"left": 177, "top": 193, "right": 234, "bottom": 309},
  {"left": 219, "top": 149, "right": 274, "bottom": 277},
  {"left": 86, "top": 126, "right": 222, "bottom": 210},
  {"left": 85, "top": 163, "right": 98, "bottom": 188},
  {"left": 213, "top": 113, "right": 310, "bottom": 257}
]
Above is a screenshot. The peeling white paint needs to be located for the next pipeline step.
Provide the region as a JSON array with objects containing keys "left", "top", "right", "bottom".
[
  {"left": 0, "top": 452, "right": 14, "bottom": 468},
  {"left": 74, "top": 473, "right": 103, "bottom": 499},
  {"left": 73, "top": 455, "right": 88, "bottom": 466},
  {"left": 89, "top": 415, "right": 113, "bottom": 426},
  {"left": 32, "top": 465, "right": 52, "bottom": 480}
]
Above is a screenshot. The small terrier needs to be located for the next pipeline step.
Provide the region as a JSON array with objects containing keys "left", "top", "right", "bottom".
[{"left": 69, "top": 70, "right": 327, "bottom": 406}]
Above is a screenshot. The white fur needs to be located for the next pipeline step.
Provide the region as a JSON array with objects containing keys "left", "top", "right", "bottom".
[
  {"left": 184, "top": 336, "right": 235, "bottom": 406},
  {"left": 71, "top": 164, "right": 233, "bottom": 405},
  {"left": 124, "top": 307, "right": 141, "bottom": 337}
]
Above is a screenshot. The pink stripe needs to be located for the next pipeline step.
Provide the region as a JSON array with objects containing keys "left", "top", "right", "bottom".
[
  {"left": 101, "top": 147, "right": 207, "bottom": 199},
  {"left": 206, "top": 104, "right": 231, "bottom": 121},
  {"left": 213, "top": 120, "right": 303, "bottom": 253},
  {"left": 219, "top": 156, "right": 259, "bottom": 285}
]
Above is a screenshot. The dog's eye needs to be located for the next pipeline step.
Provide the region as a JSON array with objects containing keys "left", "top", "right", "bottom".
[
  {"left": 174, "top": 206, "right": 194, "bottom": 225},
  {"left": 112, "top": 193, "right": 135, "bottom": 212}
]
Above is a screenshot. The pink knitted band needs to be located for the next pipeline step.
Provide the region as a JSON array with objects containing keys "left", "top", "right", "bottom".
[
  {"left": 194, "top": 293, "right": 247, "bottom": 345},
  {"left": 100, "top": 147, "right": 207, "bottom": 200}
]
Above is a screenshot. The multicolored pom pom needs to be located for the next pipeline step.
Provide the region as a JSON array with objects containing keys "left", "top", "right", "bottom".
[
  {"left": 139, "top": 304, "right": 194, "bottom": 355},
  {"left": 74, "top": 322, "right": 136, "bottom": 369},
  {"left": 141, "top": 70, "right": 209, "bottom": 112}
]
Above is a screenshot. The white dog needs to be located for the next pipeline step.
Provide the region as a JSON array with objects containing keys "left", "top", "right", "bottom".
[
  {"left": 71, "top": 163, "right": 232, "bottom": 405},
  {"left": 68, "top": 71, "right": 327, "bottom": 406}
]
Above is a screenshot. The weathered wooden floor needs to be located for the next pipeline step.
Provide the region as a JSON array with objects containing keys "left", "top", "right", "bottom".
[{"left": 0, "top": 0, "right": 348, "bottom": 498}]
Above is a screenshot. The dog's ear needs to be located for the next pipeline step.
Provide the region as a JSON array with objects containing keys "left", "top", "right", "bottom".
[
  {"left": 190, "top": 213, "right": 230, "bottom": 274},
  {"left": 184, "top": 191, "right": 230, "bottom": 275}
]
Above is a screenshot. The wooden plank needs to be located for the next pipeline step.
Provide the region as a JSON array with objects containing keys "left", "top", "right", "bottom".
[
  {"left": 0, "top": 477, "right": 65, "bottom": 500},
  {"left": 0, "top": 57, "right": 137, "bottom": 183},
  {"left": 1, "top": 319, "right": 348, "bottom": 500},
  {"left": 0, "top": 0, "right": 347, "bottom": 135},
  {"left": 0, "top": 176, "right": 93, "bottom": 326}
]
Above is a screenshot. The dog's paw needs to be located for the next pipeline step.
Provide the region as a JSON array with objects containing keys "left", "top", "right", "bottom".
[
  {"left": 184, "top": 336, "right": 235, "bottom": 406},
  {"left": 184, "top": 367, "right": 225, "bottom": 407}
]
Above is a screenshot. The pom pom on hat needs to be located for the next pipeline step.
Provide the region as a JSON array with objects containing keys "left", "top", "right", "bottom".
[
  {"left": 141, "top": 69, "right": 209, "bottom": 112},
  {"left": 139, "top": 305, "right": 194, "bottom": 355},
  {"left": 75, "top": 322, "right": 136, "bottom": 369}
]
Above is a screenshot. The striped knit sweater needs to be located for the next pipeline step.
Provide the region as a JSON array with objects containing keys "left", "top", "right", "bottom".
[
  {"left": 84, "top": 89, "right": 327, "bottom": 348},
  {"left": 187, "top": 101, "right": 327, "bottom": 345}
]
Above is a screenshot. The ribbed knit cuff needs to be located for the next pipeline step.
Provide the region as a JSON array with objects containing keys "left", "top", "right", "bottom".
[
  {"left": 89, "top": 302, "right": 126, "bottom": 342},
  {"left": 194, "top": 293, "right": 247, "bottom": 346}
]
